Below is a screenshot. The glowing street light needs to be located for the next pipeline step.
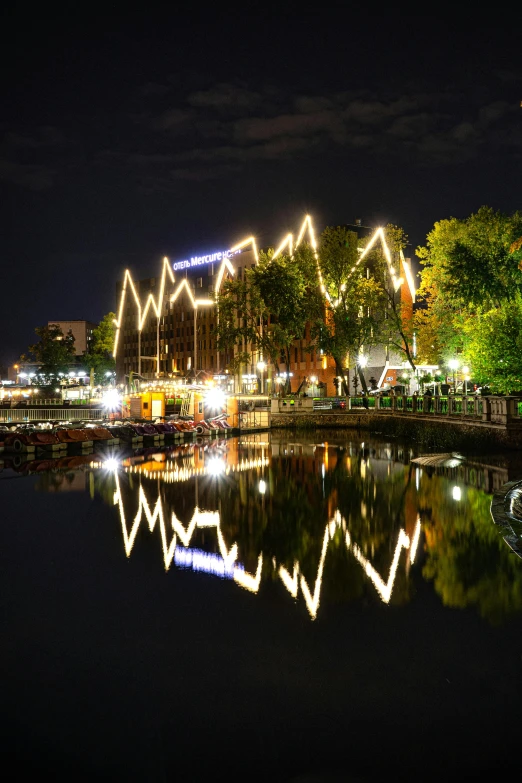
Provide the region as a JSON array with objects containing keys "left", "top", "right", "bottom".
[{"left": 448, "top": 359, "right": 459, "bottom": 392}]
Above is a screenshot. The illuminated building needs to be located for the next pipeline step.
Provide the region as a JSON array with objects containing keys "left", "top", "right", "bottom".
[{"left": 114, "top": 215, "right": 416, "bottom": 395}]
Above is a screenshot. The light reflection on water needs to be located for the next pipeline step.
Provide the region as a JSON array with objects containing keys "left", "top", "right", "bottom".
[{"left": 2, "top": 430, "right": 522, "bottom": 624}]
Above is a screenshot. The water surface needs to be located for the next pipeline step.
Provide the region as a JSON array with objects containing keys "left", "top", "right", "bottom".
[{"left": 2, "top": 430, "right": 522, "bottom": 781}]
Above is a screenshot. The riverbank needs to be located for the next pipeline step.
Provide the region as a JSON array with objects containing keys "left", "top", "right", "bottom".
[{"left": 270, "top": 410, "right": 522, "bottom": 451}]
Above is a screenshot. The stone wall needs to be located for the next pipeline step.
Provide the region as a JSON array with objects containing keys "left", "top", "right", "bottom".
[{"left": 269, "top": 411, "right": 522, "bottom": 451}]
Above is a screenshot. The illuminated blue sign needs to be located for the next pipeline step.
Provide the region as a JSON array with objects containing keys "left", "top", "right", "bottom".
[{"left": 172, "top": 248, "right": 240, "bottom": 272}]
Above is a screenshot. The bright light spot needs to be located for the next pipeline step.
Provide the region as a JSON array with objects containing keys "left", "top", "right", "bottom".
[
  {"left": 78, "top": 371, "right": 86, "bottom": 377},
  {"left": 206, "top": 387, "right": 226, "bottom": 410},
  {"left": 452, "top": 485, "right": 462, "bottom": 501},
  {"left": 259, "top": 479, "right": 266, "bottom": 495},
  {"left": 448, "top": 359, "right": 459, "bottom": 370},
  {"left": 358, "top": 355, "right": 368, "bottom": 368},
  {"left": 462, "top": 366, "right": 469, "bottom": 374},
  {"left": 102, "top": 389, "right": 121, "bottom": 409},
  {"left": 104, "top": 457, "right": 120, "bottom": 472},
  {"left": 69, "top": 371, "right": 75, "bottom": 378},
  {"left": 207, "top": 458, "right": 225, "bottom": 477},
  {"left": 257, "top": 360, "right": 266, "bottom": 371},
  {"left": 55, "top": 388, "right": 60, "bottom": 393}
]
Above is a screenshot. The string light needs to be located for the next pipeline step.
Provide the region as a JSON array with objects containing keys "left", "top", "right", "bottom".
[{"left": 112, "top": 216, "right": 415, "bottom": 359}]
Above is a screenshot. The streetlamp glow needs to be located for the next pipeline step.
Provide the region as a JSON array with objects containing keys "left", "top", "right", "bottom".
[{"left": 448, "top": 359, "right": 459, "bottom": 392}]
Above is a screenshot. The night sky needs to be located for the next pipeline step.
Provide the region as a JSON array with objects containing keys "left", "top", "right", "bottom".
[{"left": 1, "top": 10, "right": 520, "bottom": 367}]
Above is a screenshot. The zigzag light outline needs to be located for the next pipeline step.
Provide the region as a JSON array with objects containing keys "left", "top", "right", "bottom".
[
  {"left": 112, "top": 216, "right": 415, "bottom": 359},
  {"left": 111, "top": 472, "right": 421, "bottom": 615}
]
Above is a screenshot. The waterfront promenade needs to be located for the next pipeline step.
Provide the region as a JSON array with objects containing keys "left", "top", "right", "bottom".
[{"left": 270, "top": 394, "right": 522, "bottom": 449}]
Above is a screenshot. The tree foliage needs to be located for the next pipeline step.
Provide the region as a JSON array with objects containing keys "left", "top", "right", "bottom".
[
  {"left": 463, "top": 295, "right": 522, "bottom": 393},
  {"left": 215, "top": 246, "right": 319, "bottom": 393},
  {"left": 21, "top": 324, "right": 76, "bottom": 380},
  {"left": 310, "top": 224, "right": 413, "bottom": 393},
  {"left": 84, "top": 312, "right": 116, "bottom": 384},
  {"left": 414, "top": 207, "right": 522, "bottom": 386}
]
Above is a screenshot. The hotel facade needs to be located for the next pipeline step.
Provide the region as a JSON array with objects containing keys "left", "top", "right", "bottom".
[{"left": 114, "top": 217, "right": 416, "bottom": 396}]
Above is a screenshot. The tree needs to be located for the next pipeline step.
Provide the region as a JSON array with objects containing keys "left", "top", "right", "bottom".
[
  {"left": 463, "top": 294, "right": 522, "bottom": 393},
  {"left": 84, "top": 312, "right": 116, "bottom": 384},
  {"left": 362, "top": 224, "right": 417, "bottom": 371},
  {"left": 21, "top": 324, "right": 76, "bottom": 381},
  {"left": 311, "top": 226, "right": 388, "bottom": 395},
  {"left": 214, "top": 272, "right": 267, "bottom": 386},
  {"left": 215, "top": 247, "right": 320, "bottom": 394},
  {"left": 415, "top": 207, "right": 522, "bottom": 372},
  {"left": 250, "top": 244, "right": 321, "bottom": 393}
]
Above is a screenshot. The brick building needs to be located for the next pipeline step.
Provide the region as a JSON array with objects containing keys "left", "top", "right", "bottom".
[{"left": 114, "top": 219, "right": 416, "bottom": 396}]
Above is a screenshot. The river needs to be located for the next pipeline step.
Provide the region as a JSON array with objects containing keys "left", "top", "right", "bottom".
[{"left": 1, "top": 429, "right": 522, "bottom": 781}]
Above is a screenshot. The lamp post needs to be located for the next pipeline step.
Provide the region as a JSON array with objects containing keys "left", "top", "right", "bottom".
[
  {"left": 257, "top": 360, "right": 266, "bottom": 395},
  {"left": 448, "top": 359, "right": 459, "bottom": 393},
  {"left": 357, "top": 354, "right": 368, "bottom": 394},
  {"left": 462, "top": 365, "right": 470, "bottom": 396}
]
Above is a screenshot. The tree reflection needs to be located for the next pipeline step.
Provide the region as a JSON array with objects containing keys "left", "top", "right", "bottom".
[{"left": 419, "top": 475, "right": 522, "bottom": 624}]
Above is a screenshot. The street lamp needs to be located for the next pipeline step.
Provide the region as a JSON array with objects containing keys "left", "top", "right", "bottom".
[
  {"left": 448, "top": 359, "right": 459, "bottom": 392},
  {"left": 461, "top": 365, "right": 470, "bottom": 395},
  {"left": 257, "top": 360, "right": 266, "bottom": 395}
]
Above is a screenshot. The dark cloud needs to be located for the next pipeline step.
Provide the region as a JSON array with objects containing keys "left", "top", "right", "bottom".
[
  {"left": 2, "top": 72, "right": 520, "bottom": 194},
  {"left": 187, "top": 82, "right": 263, "bottom": 111},
  {"left": 0, "top": 158, "right": 55, "bottom": 189},
  {"left": 147, "top": 108, "right": 194, "bottom": 131}
]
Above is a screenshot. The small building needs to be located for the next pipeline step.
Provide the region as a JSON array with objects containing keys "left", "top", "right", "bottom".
[{"left": 47, "top": 320, "right": 97, "bottom": 356}]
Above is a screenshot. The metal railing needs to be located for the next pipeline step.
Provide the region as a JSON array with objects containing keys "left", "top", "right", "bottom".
[{"left": 0, "top": 408, "right": 104, "bottom": 423}]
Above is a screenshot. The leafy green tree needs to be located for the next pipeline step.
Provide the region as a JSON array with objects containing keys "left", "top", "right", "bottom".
[
  {"left": 214, "top": 272, "right": 268, "bottom": 386},
  {"left": 21, "top": 324, "right": 76, "bottom": 381},
  {"left": 311, "top": 226, "right": 387, "bottom": 394},
  {"left": 362, "top": 224, "right": 417, "bottom": 371},
  {"left": 250, "top": 244, "right": 321, "bottom": 393},
  {"left": 415, "top": 207, "right": 522, "bottom": 371},
  {"left": 215, "top": 246, "right": 320, "bottom": 394},
  {"left": 463, "top": 294, "right": 522, "bottom": 393},
  {"left": 84, "top": 312, "right": 116, "bottom": 384}
]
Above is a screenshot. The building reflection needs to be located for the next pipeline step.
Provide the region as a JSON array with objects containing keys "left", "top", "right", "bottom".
[
  {"left": 90, "top": 434, "right": 422, "bottom": 618},
  {"left": 5, "top": 430, "right": 521, "bottom": 623}
]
